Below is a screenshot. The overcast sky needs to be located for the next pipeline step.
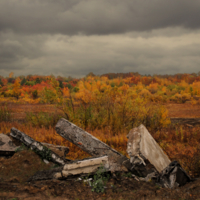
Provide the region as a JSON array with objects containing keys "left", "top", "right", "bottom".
[{"left": 1, "top": 0, "right": 200, "bottom": 78}]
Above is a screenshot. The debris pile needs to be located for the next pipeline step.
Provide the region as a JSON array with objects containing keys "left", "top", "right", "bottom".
[
  {"left": 0, "top": 133, "right": 19, "bottom": 157},
  {"left": 0, "top": 118, "right": 192, "bottom": 189}
]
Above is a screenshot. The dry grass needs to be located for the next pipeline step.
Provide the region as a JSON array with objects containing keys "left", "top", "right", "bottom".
[{"left": 1, "top": 101, "right": 200, "bottom": 178}]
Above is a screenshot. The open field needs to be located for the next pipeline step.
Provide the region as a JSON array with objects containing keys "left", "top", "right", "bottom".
[
  {"left": 165, "top": 103, "right": 200, "bottom": 118},
  {"left": 1, "top": 101, "right": 200, "bottom": 199},
  {"left": 3, "top": 102, "right": 200, "bottom": 120},
  {"left": 0, "top": 102, "right": 200, "bottom": 174}
]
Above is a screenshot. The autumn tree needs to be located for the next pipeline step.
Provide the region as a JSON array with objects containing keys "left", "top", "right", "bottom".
[{"left": 12, "top": 78, "right": 21, "bottom": 100}]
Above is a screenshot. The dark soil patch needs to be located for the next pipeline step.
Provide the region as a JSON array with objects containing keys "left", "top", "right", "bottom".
[{"left": 0, "top": 149, "right": 200, "bottom": 200}]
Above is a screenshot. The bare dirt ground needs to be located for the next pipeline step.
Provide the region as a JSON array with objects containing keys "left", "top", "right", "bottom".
[
  {"left": 1, "top": 103, "right": 200, "bottom": 199},
  {"left": 0, "top": 148, "right": 200, "bottom": 200}
]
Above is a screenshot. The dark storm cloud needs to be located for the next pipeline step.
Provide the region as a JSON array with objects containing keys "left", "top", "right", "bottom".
[
  {"left": 0, "top": 31, "right": 46, "bottom": 71},
  {"left": 1, "top": 28, "right": 200, "bottom": 77},
  {"left": 0, "top": 0, "right": 200, "bottom": 35},
  {"left": 1, "top": 0, "right": 200, "bottom": 77}
]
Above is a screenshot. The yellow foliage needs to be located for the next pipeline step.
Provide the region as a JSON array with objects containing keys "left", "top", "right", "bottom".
[
  {"left": 179, "top": 80, "right": 188, "bottom": 88},
  {"left": 135, "top": 82, "right": 144, "bottom": 91},
  {"left": 159, "top": 106, "right": 171, "bottom": 127},
  {"left": 12, "top": 78, "right": 21, "bottom": 98},
  {"left": 181, "top": 93, "right": 191, "bottom": 101},
  {"left": 162, "top": 86, "right": 167, "bottom": 93},
  {"left": 149, "top": 83, "right": 158, "bottom": 90},
  {"left": 139, "top": 88, "right": 151, "bottom": 97},
  {"left": 119, "top": 84, "right": 129, "bottom": 93},
  {"left": 191, "top": 98, "right": 198, "bottom": 105},
  {"left": 192, "top": 81, "right": 200, "bottom": 95},
  {"left": 63, "top": 87, "right": 70, "bottom": 97}
]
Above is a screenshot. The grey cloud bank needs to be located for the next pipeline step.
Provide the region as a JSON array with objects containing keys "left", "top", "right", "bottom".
[
  {"left": 0, "top": 0, "right": 200, "bottom": 77},
  {"left": 1, "top": 0, "right": 200, "bottom": 35}
]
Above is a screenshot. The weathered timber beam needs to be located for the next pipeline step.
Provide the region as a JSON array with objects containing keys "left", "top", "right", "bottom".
[
  {"left": 10, "top": 127, "right": 66, "bottom": 166},
  {"left": 55, "top": 118, "right": 129, "bottom": 172}
]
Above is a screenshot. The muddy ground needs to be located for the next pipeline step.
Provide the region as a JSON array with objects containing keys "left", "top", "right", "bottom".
[{"left": 0, "top": 145, "right": 200, "bottom": 200}]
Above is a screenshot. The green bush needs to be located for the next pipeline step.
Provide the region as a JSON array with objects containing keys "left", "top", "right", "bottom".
[
  {"left": 73, "top": 87, "right": 79, "bottom": 93},
  {"left": 40, "top": 88, "right": 57, "bottom": 104},
  {"left": 86, "top": 165, "right": 110, "bottom": 193},
  {"left": 25, "top": 81, "right": 36, "bottom": 86}
]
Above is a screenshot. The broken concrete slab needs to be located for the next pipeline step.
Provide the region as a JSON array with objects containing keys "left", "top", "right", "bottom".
[
  {"left": 55, "top": 118, "right": 130, "bottom": 172},
  {"left": 125, "top": 125, "right": 191, "bottom": 188},
  {"left": 0, "top": 133, "right": 69, "bottom": 160},
  {"left": 28, "top": 156, "right": 109, "bottom": 181},
  {"left": 54, "top": 156, "right": 109, "bottom": 179},
  {"left": 126, "top": 124, "right": 171, "bottom": 175},
  {"left": 0, "top": 133, "right": 20, "bottom": 157},
  {"left": 10, "top": 127, "right": 66, "bottom": 166}
]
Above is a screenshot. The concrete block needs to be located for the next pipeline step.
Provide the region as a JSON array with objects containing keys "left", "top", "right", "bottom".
[
  {"left": 54, "top": 156, "right": 109, "bottom": 179},
  {"left": 0, "top": 133, "right": 19, "bottom": 157},
  {"left": 127, "top": 124, "right": 171, "bottom": 174}
]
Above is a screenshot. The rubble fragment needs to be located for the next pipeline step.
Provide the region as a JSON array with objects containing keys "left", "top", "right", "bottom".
[
  {"left": 125, "top": 124, "right": 191, "bottom": 188},
  {"left": 5, "top": 122, "right": 192, "bottom": 189},
  {"left": 29, "top": 156, "right": 109, "bottom": 181},
  {"left": 126, "top": 124, "right": 171, "bottom": 176},
  {"left": 55, "top": 118, "right": 130, "bottom": 172},
  {"left": 10, "top": 127, "right": 66, "bottom": 166},
  {"left": 158, "top": 161, "right": 191, "bottom": 188},
  {"left": 0, "top": 133, "right": 20, "bottom": 157},
  {"left": 54, "top": 156, "right": 109, "bottom": 179}
]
